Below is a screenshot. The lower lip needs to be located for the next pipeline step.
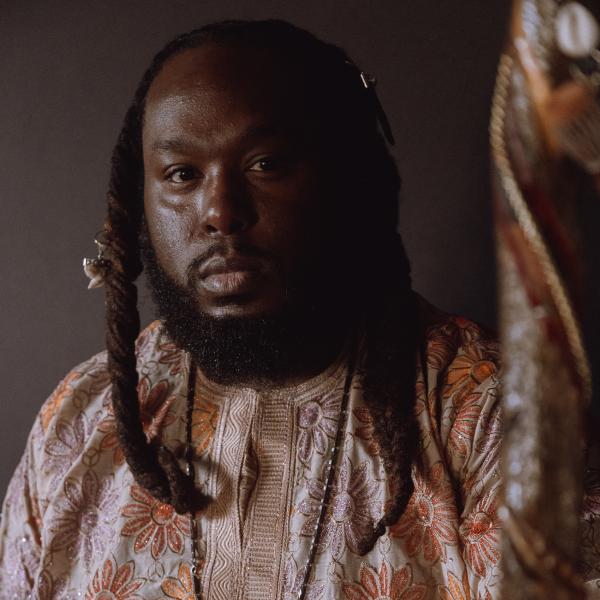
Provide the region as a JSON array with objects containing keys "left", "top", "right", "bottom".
[{"left": 200, "top": 270, "right": 261, "bottom": 295}]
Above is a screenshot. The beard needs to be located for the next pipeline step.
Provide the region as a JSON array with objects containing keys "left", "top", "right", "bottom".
[{"left": 139, "top": 224, "right": 351, "bottom": 386}]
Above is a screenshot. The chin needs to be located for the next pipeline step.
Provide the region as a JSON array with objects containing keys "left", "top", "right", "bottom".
[
  {"left": 140, "top": 229, "right": 334, "bottom": 383},
  {"left": 162, "top": 293, "right": 313, "bottom": 385},
  {"left": 197, "top": 292, "right": 288, "bottom": 321}
]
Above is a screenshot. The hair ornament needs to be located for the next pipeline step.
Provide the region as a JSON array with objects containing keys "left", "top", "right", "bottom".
[
  {"left": 83, "top": 230, "right": 112, "bottom": 289},
  {"left": 345, "top": 60, "right": 396, "bottom": 146}
]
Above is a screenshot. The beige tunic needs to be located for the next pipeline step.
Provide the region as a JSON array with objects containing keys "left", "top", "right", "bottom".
[{"left": 0, "top": 303, "right": 595, "bottom": 599}]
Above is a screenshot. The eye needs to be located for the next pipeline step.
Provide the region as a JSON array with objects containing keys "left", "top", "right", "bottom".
[
  {"left": 166, "top": 166, "right": 200, "bottom": 184},
  {"left": 248, "top": 157, "right": 281, "bottom": 173}
]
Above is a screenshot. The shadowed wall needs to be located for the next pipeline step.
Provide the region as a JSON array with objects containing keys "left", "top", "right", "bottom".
[{"left": 0, "top": 0, "right": 510, "bottom": 495}]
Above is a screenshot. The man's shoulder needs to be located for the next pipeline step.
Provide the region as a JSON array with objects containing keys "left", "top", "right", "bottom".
[
  {"left": 415, "top": 297, "right": 501, "bottom": 482},
  {"left": 38, "top": 320, "right": 183, "bottom": 435},
  {"left": 417, "top": 295, "right": 499, "bottom": 379}
]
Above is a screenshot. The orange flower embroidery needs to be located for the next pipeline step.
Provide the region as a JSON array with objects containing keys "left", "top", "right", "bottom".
[
  {"left": 41, "top": 371, "right": 80, "bottom": 432},
  {"left": 97, "top": 410, "right": 125, "bottom": 466},
  {"left": 138, "top": 377, "right": 177, "bottom": 440},
  {"left": 459, "top": 488, "right": 500, "bottom": 578},
  {"left": 86, "top": 367, "right": 112, "bottom": 395},
  {"left": 439, "top": 570, "right": 470, "bottom": 600},
  {"left": 158, "top": 340, "right": 185, "bottom": 376},
  {"left": 161, "top": 562, "right": 199, "bottom": 600},
  {"left": 448, "top": 392, "right": 482, "bottom": 459},
  {"left": 342, "top": 560, "right": 427, "bottom": 599},
  {"left": 389, "top": 462, "right": 458, "bottom": 563},
  {"left": 85, "top": 556, "right": 145, "bottom": 600},
  {"left": 97, "top": 378, "right": 176, "bottom": 466},
  {"left": 453, "top": 316, "right": 488, "bottom": 346},
  {"left": 475, "top": 396, "right": 501, "bottom": 456},
  {"left": 443, "top": 342, "right": 496, "bottom": 408},
  {"left": 426, "top": 322, "right": 459, "bottom": 371},
  {"left": 121, "top": 485, "right": 191, "bottom": 559},
  {"left": 458, "top": 395, "right": 502, "bottom": 497},
  {"left": 191, "top": 396, "right": 220, "bottom": 457},
  {"left": 134, "top": 319, "right": 162, "bottom": 353}
]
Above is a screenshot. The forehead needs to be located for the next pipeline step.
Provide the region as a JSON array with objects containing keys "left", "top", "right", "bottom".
[{"left": 143, "top": 43, "right": 310, "bottom": 143}]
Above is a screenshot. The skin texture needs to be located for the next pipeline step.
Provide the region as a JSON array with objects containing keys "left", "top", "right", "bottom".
[{"left": 142, "top": 43, "right": 354, "bottom": 386}]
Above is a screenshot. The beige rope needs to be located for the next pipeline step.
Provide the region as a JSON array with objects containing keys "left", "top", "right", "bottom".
[{"left": 490, "top": 53, "right": 592, "bottom": 403}]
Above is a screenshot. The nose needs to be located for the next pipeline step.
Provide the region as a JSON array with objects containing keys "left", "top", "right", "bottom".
[{"left": 198, "top": 166, "right": 256, "bottom": 236}]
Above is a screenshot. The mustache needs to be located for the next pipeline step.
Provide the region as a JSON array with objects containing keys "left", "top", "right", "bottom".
[{"left": 185, "top": 241, "right": 275, "bottom": 284}]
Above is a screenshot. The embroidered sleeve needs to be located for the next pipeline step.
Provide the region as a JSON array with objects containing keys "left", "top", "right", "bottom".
[
  {"left": 458, "top": 377, "right": 502, "bottom": 597},
  {"left": 0, "top": 362, "right": 90, "bottom": 596},
  {"left": 442, "top": 369, "right": 502, "bottom": 598},
  {"left": 0, "top": 415, "right": 44, "bottom": 596}
]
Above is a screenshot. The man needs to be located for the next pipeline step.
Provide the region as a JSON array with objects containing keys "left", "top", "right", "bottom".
[{"left": 0, "top": 20, "right": 503, "bottom": 599}]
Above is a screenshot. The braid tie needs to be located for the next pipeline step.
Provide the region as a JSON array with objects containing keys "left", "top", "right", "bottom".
[{"left": 156, "top": 445, "right": 206, "bottom": 514}]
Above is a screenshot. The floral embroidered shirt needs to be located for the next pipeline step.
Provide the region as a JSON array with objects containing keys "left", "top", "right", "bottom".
[{"left": 1, "top": 303, "right": 597, "bottom": 599}]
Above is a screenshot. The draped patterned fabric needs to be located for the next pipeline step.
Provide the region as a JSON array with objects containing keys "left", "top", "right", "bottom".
[{"left": 491, "top": 1, "right": 600, "bottom": 598}]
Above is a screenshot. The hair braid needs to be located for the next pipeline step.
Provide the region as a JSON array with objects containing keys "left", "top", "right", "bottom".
[
  {"left": 105, "top": 104, "right": 201, "bottom": 513},
  {"left": 103, "top": 19, "right": 420, "bottom": 529},
  {"left": 359, "top": 276, "right": 420, "bottom": 554}
]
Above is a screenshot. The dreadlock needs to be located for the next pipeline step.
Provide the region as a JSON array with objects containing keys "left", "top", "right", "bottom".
[{"left": 104, "top": 19, "right": 420, "bottom": 549}]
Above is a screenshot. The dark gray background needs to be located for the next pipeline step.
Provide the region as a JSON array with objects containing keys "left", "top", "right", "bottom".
[{"left": 0, "top": 1, "right": 511, "bottom": 496}]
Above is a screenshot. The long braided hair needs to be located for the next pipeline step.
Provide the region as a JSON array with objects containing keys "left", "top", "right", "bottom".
[{"left": 103, "top": 19, "right": 420, "bottom": 552}]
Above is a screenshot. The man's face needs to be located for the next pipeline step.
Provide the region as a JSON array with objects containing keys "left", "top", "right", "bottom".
[{"left": 142, "top": 43, "right": 341, "bottom": 322}]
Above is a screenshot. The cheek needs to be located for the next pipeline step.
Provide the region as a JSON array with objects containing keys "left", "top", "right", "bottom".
[
  {"left": 259, "top": 190, "right": 336, "bottom": 276},
  {"left": 144, "top": 184, "right": 192, "bottom": 284}
]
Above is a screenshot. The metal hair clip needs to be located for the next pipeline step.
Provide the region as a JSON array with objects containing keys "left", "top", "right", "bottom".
[
  {"left": 83, "top": 230, "right": 111, "bottom": 289},
  {"left": 359, "top": 71, "right": 377, "bottom": 89},
  {"left": 346, "top": 60, "right": 396, "bottom": 146}
]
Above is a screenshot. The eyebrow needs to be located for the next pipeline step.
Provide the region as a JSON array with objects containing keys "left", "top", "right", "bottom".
[
  {"left": 151, "top": 138, "right": 196, "bottom": 153},
  {"left": 150, "top": 124, "right": 293, "bottom": 153}
]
